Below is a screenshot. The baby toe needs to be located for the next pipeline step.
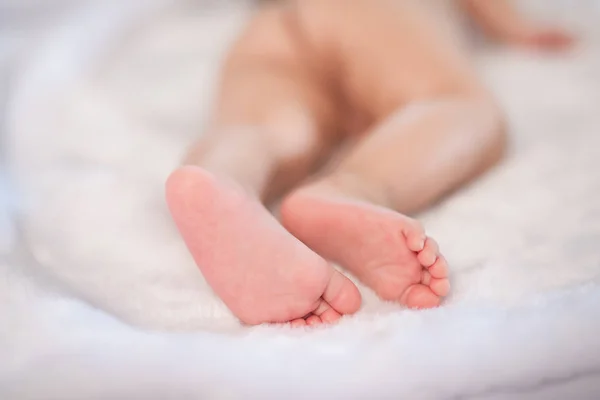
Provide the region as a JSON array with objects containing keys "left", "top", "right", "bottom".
[
  {"left": 430, "top": 278, "right": 450, "bottom": 297},
  {"left": 417, "top": 237, "right": 439, "bottom": 267},
  {"left": 401, "top": 284, "right": 441, "bottom": 309},
  {"left": 291, "top": 318, "right": 307, "bottom": 327},
  {"left": 428, "top": 255, "right": 449, "bottom": 278},
  {"left": 403, "top": 219, "right": 427, "bottom": 252}
]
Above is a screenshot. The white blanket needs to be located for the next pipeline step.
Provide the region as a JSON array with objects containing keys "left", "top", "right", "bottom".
[{"left": 2, "top": 1, "right": 600, "bottom": 398}]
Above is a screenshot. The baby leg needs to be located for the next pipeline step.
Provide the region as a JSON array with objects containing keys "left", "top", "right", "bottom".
[
  {"left": 167, "top": 7, "right": 360, "bottom": 325},
  {"left": 281, "top": 0, "right": 506, "bottom": 307},
  {"left": 282, "top": 99, "right": 503, "bottom": 307}
]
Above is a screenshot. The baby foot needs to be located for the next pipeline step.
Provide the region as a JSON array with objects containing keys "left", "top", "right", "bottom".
[
  {"left": 166, "top": 167, "right": 361, "bottom": 326},
  {"left": 516, "top": 27, "right": 575, "bottom": 51},
  {"left": 281, "top": 190, "right": 450, "bottom": 308}
]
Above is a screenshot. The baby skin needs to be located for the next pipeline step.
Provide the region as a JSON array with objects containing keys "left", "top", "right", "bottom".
[{"left": 166, "top": 0, "right": 573, "bottom": 326}]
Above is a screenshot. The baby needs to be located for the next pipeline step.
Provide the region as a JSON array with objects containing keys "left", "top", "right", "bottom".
[{"left": 165, "top": 0, "right": 573, "bottom": 326}]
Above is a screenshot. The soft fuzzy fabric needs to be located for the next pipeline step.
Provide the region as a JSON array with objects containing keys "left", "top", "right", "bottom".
[{"left": 2, "top": 1, "right": 600, "bottom": 398}]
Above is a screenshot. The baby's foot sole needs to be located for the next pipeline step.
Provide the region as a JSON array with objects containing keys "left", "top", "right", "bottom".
[
  {"left": 166, "top": 166, "right": 361, "bottom": 325},
  {"left": 281, "top": 190, "right": 450, "bottom": 309}
]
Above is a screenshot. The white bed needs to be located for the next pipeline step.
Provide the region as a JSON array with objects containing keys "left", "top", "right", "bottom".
[{"left": 2, "top": 1, "right": 600, "bottom": 398}]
